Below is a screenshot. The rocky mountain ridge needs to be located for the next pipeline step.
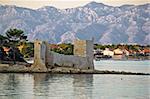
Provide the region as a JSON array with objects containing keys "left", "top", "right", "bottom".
[{"left": 0, "top": 2, "right": 150, "bottom": 44}]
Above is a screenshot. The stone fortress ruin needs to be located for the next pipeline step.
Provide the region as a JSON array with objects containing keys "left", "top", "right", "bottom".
[
  {"left": 0, "top": 39, "right": 148, "bottom": 75},
  {"left": 33, "top": 39, "right": 94, "bottom": 72}
]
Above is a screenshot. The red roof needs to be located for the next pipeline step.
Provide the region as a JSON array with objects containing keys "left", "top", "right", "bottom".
[
  {"left": 142, "top": 49, "right": 150, "bottom": 53},
  {"left": 3, "top": 47, "right": 10, "bottom": 52},
  {"left": 50, "top": 44, "right": 59, "bottom": 49}
]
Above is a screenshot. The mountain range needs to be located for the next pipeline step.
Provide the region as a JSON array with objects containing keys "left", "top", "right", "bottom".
[{"left": 0, "top": 2, "right": 150, "bottom": 44}]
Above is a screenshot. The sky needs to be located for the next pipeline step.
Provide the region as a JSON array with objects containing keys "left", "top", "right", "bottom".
[{"left": 0, "top": 0, "right": 149, "bottom": 9}]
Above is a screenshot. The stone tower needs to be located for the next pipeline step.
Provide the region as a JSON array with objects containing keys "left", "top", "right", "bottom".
[
  {"left": 74, "top": 40, "right": 94, "bottom": 69},
  {"left": 32, "top": 40, "right": 47, "bottom": 72},
  {"left": 74, "top": 40, "right": 93, "bottom": 58}
]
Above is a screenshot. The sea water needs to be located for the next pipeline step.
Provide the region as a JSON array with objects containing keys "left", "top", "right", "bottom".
[{"left": 0, "top": 60, "right": 149, "bottom": 99}]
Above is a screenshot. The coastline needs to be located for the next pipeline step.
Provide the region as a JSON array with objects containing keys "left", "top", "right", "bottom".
[{"left": 0, "top": 63, "right": 149, "bottom": 75}]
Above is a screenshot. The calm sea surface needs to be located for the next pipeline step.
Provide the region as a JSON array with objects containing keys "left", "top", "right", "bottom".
[
  {"left": 94, "top": 60, "right": 150, "bottom": 73},
  {"left": 0, "top": 60, "right": 150, "bottom": 99}
]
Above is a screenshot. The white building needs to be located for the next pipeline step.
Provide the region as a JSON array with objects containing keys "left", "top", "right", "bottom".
[
  {"left": 114, "top": 48, "right": 123, "bottom": 55},
  {"left": 103, "top": 48, "right": 114, "bottom": 56}
]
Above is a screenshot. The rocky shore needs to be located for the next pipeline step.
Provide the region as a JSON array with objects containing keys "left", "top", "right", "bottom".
[{"left": 0, "top": 63, "right": 149, "bottom": 75}]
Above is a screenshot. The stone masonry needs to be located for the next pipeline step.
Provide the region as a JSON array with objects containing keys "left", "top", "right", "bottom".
[{"left": 33, "top": 39, "right": 94, "bottom": 71}]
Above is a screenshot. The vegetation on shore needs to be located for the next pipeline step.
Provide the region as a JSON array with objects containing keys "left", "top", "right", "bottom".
[
  {"left": 0, "top": 28, "right": 33, "bottom": 63},
  {"left": 50, "top": 43, "right": 73, "bottom": 55},
  {"left": 94, "top": 44, "right": 150, "bottom": 51}
]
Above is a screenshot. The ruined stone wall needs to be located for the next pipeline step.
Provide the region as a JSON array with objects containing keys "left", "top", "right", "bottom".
[
  {"left": 47, "top": 52, "right": 92, "bottom": 69},
  {"left": 85, "top": 40, "right": 94, "bottom": 69},
  {"left": 47, "top": 39, "right": 94, "bottom": 70},
  {"left": 33, "top": 39, "right": 94, "bottom": 70}
]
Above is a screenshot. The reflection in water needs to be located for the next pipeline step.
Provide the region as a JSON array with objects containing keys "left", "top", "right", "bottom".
[
  {"left": 0, "top": 73, "right": 149, "bottom": 99},
  {"left": 33, "top": 74, "right": 93, "bottom": 99},
  {"left": 73, "top": 74, "right": 93, "bottom": 99},
  {"left": 33, "top": 74, "right": 50, "bottom": 98},
  {"left": 0, "top": 73, "right": 34, "bottom": 99}
]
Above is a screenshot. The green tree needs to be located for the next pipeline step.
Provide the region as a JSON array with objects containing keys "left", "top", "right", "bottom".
[
  {"left": 5, "top": 28, "right": 27, "bottom": 63},
  {"left": 0, "top": 35, "right": 8, "bottom": 61},
  {"left": 0, "top": 34, "right": 8, "bottom": 47}
]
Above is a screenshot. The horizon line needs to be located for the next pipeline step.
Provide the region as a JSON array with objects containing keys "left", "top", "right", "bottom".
[{"left": 0, "top": 1, "right": 150, "bottom": 10}]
